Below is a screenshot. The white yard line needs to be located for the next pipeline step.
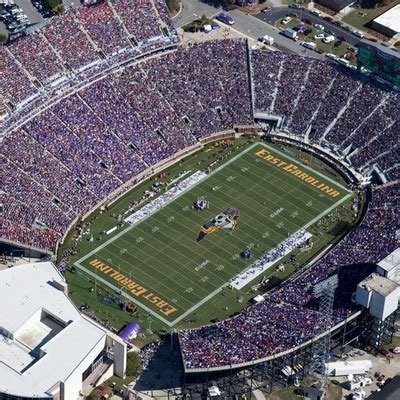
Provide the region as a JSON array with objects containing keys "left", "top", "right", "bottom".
[{"left": 74, "top": 142, "right": 353, "bottom": 326}]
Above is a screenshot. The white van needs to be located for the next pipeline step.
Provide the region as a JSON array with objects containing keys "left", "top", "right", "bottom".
[
  {"left": 303, "top": 41, "right": 317, "bottom": 50},
  {"left": 259, "top": 35, "right": 275, "bottom": 45},
  {"left": 339, "top": 58, "right": 350, "bottom": 66},
  {"left": 310, "top": 10, "right": 321, "bottom": 17}
]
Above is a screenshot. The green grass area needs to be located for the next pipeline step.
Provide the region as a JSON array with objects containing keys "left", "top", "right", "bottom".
[
  {"left": 282, "top": 0, "right": 309, "bottom": 5},
  {"left": 383, "top": 335, "right": 400, "bottom": 351},
  {"left": 74, "top": 142, "right": 351, "bottom": 327},
  {"left": 342, "top": 0, "right": 400, "bottom": 34},
  {"left": 62, "top": 139, "right": 359, "bottom": 335},
  {"left": 277, "top": 17, "right": 357, "bottom": 63}
]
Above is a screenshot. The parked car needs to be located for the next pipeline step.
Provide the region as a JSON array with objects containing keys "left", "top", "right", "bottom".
[
  {"left": 379, "top": 347, "right": 393, "bottom": 358},
  {"left": 310, "top": 10, "right": 321, "bottom": 17},
  {"left": 314, "top": 33, "right": 324, "bottom": 40},
  {"left": 262, "top": 6, "right": 272, "bottom": 13},
  {"left": 304, "top": 18, "right": 312, "bottom": 25},
  {"left": 314, "top": 23, "right": 325, "bottom": 31},
  {"left": 282, "top": 16, "right": 292, "bottom": 25},
  {"left": 323, "top": 16, "right": 333, "bottom": 22},
  {"left": 353, "top": 30, "right": 364, "bottom": 38},
  {"left": 326, "top": 53, "right": 338, "bottom": 60},
  {"left": 294, "top": 23, "right": 305, "bottom": 31},
  {"left": 323, "top": 35, "right": 335, "bottom": 44}
]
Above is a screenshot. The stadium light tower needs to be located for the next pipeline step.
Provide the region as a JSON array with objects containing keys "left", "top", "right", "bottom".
[{"left": 309, "top": 274, "right": 338, "bottom": 397}]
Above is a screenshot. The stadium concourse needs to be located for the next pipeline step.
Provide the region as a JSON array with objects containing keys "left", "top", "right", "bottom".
[{"left": 0, "top": 0, "right": 399, "bottom": 373}]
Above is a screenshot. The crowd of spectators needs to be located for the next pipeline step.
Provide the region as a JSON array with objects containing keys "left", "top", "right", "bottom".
[
  {"left": 180, "top": 183, "right": 399, "bottom": 369},
  {"left": 75, "top": 1, "right": 132, "bottom": 56},
  {"left": 252, "top": 51, "right": 285, "bottom": 113},
  {"left": 144, "top": 40, "right": 252, "bottom": 139},
  {"left": 1, "top": 0, "right": 177, "bottom": 112},
  {"left": 9, "top": 32, "right": 66, "bottom": 83},
  {"left": 287, "top": 62, "right": 337, "bottom": 136},
  {"left": 141, "top": 341, "right": 163, "bottom": 370},
  {"left": 42, "top": 13, "right": 101, "bottom": 71},
  {"left": 24, "top": 111, "right": 122, "bottom": 198},
  {"left": 273, "top": 54, "right": 311, "bottom": 118},
  {"left": 1, "top": 46, "right": 38, "bottom": 105},
  {"left": 251, "top": 50, "right": 399, "bottom": 177},
  {"left": 111, "top": 0, "right": 163, "bottom": 44},
  {"left": 79, "top": 77, "right": 175, "bottom": 166},
  {"left": 51, "top": 94, "right": 146, "bottom": 182},
  {"left": 325, "top": 81, "right": 387, "bottom": 146}
]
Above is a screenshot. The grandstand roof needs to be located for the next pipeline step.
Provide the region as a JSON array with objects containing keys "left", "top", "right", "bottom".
[
  {"left": 0, "top": 262, "right": 106, "bottom": 398},
  {"left": 378, "top": 247, "right": 400, "bottom": 273},
  {"left": 373, "top": 4, "right": 400, "bottom": 34},
  {"left": 358, "top": 273, "right": 399, "bottom": 297}
]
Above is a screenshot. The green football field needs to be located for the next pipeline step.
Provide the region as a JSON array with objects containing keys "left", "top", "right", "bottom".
[{"left": 75, "top": 143, "right": 351, "bottom": 326}]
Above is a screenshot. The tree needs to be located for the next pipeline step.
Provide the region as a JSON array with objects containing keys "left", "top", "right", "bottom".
[
  {"left": 0, "top": 33, "right": 7, "bottom": 43},
  {"left": 44, "top": 0, "right": 62, "bottom": 9},
  {"left": 166, "top": 0, "right": 180, "bottom": 14},
  {"left": 126, "top": 352, "right": 141, "bottom": 376}
]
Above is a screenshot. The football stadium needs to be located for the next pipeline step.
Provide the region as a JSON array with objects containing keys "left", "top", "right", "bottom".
[{"left": 0, "top": 0, "right": 399, "bottom": 399}]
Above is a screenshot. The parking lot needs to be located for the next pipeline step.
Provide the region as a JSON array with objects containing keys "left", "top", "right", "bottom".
[
  {"left": 276, "top": 15, "right": 359, "bottom": 64},
  {"left": 0, "top": 0, "right": 56, "bottom": 38},
  {"left": 256, "top": 6, "right": 364, "bottom": 47}
]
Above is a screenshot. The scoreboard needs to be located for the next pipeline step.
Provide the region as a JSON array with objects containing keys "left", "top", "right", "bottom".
[{"left": 357, "top": 40, "right": 400, "bottom": 86}]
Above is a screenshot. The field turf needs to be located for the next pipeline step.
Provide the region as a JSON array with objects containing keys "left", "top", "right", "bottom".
[{"left": 75, "top": 143, "right": 351, "bottom": 326}]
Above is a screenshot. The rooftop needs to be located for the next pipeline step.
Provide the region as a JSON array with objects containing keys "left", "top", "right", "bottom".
[
  {"left": 0, "top": 262, "right": 106, "bottom": 398},
  {"left": 378, "top": 247, "right": 400, "bottom": 273},
  {"left": 359, "top": 273, "right": 399, "bottom": 297},
  {"left": 373, "top": 4, "right": 400, "bottom": 33}
]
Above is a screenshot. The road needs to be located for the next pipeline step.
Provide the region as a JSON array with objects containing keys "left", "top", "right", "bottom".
[
  {"left": 173, "top": 0, "right": 224, "bottom": 28},
  {"left": 256, "top": 6, "right": 361, "bottom": 47},
  {"left": 225, "top": 8, "right": 324, "bottom": 59}
]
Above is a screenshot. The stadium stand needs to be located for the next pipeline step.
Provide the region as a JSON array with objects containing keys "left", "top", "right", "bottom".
[
  {"left": 9, "top": 32, "right": 66, "bottom": 84},
  {"left": 0, "top": 0, "right": 399, "bottom": 373},
  {"left": 75, "top": 1, "right": 133, "bottom": 57}
]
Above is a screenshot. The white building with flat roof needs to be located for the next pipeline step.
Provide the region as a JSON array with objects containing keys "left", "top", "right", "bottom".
[
  {"left": 371, "top": 4, "right": 400, "bottom": 37},
  {"left": 0, "top": 262, "right": 127, "bottom": 400},
  {"left": 377, "top": 248, "right": 400, "bottom": 284},
  {"left": 356, "top": 272, "right": 399, "bottom": 321}
]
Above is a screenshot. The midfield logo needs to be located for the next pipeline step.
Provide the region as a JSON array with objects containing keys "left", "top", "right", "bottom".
[{"left": 197, "top": 207, "right": 240, "bottom": 242}]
